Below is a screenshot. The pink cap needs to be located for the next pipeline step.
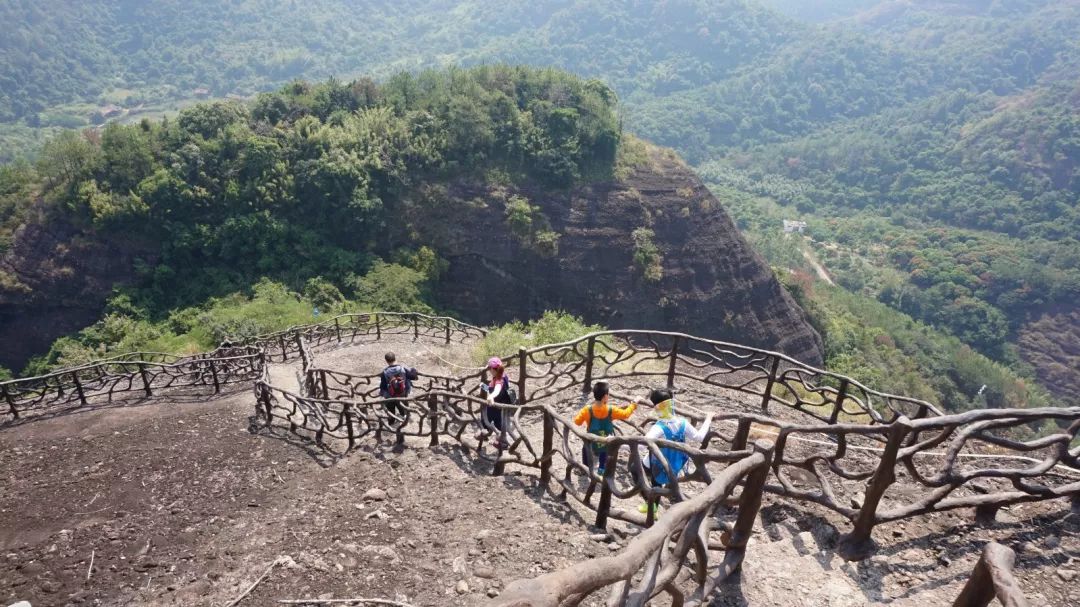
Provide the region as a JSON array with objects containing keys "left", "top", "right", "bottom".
[{"left": 487, "top": 357, "right": 503, "bottom": 369}]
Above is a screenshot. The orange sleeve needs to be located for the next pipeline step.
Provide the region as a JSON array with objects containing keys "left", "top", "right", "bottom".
[
  {"left": 611, "top": 402, "right": 637, "bottom": 421},
  {"left": 573, "top": 405, "right": 591, "bottom": 426}
]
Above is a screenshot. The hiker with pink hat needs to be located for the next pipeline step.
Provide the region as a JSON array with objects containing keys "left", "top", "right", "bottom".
[{"left": 479, "top": 356, "right": 515, "bottom": 449}]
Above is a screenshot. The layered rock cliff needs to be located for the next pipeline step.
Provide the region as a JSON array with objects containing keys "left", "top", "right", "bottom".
[{"left": 412, "top": 147, "right": 825, "bottom": 365}]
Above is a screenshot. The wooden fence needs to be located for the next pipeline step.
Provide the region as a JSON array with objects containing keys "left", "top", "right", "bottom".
[
  {"left": 242, "top": 312, "right": 486, "bottom": 362},
  {"left": 489, "top": 441, "right": 775, "bottom": 607},
  {"left": 257, "top": 329, "right": 1079, "bottom": 564},
  {"left": 4, "top": 313, "right": 1066, "bottom": 603},
  {"left": 0, "top": 347, "right": 264, "bottom": 422}
]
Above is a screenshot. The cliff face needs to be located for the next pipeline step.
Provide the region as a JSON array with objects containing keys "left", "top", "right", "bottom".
[
  {"left": 0, "top": 213, "right": 145, "bottom": 371},
  {"left": 415, "top": 148, "right": 825, "bottom": 366}
]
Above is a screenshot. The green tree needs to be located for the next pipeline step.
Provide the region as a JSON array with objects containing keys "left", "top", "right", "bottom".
[
  {"left": 347, "top": 262, "right": 433, "bottom": 313},
  {"left": 100, "top": 123, "right": 155, "bottom": 193},
  {"left": 36, "top": 130, "right": 100, "bottom": 194}
]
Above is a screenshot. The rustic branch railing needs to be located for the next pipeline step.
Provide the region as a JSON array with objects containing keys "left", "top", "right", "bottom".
[
  {"left": 1, "top": 347, "right": 264, "bottom": 422},
  {"left": 518, "top": 331, "right": 943, "bottom": 425},
  {"left": 0, "top": 312, "right": 482, "bottom": 423},
  {"left": 490, "top": 441, "right": 775, "bottom": 607},
  {"left": 242, "top": 312, "right": 486, "bottom": 363},
  {"left": 505, "top": 331, "right": 1080, "bottom": 556},
  {"left": 254, "top": 328, "right": 1078, "bottom": 583},
  {"left": 5, "top": 311, "right": 1076, "bottom": 595},
  {"left": 953, "top": 542, "right": 1029, "bottom": 607}
]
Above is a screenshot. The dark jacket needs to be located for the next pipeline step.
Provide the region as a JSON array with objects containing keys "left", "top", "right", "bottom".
[{"left": 379, "top": 364, "right": 418, "bottom": 398}]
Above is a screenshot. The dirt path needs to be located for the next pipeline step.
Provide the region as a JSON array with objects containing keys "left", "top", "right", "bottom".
[{"left": 801, "top": 248, "right": 835, "bottom": 286}]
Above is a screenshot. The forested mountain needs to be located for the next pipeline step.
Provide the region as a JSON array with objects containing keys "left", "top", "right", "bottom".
[
  {"left": 0, "top": 66, "right": 825, "bottom": 379},
  {"left": 757, "top": 0, "right": 880, "bottom": 21},
  {"left": 3, "top": 0, "right": 1078, "bottom": 411},
  {"left": 1, "top": 0, "right": 795, "bottom": 129}
]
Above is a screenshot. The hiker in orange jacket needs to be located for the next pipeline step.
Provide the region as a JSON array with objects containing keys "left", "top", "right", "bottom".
[{"left": 573, "top": 381, "right": 637, "bottom": 475}]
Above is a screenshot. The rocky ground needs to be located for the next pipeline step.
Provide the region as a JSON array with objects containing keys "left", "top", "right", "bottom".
[{"left": 1, "top": 337, "right": 1078, "bottom": 606}]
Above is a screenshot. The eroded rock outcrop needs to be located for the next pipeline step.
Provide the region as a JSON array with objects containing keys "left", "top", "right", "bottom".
[{"left": 415, "top": 148, "right": 824, "bottom": 365}]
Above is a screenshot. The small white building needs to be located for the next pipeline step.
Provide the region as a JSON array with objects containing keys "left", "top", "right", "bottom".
[{"left": 783, "top": 219, "right": 807, "bottom": 234}]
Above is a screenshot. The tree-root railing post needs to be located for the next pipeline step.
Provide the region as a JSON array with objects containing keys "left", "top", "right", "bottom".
[
  {"left": 731, "top": 418, "right": 752, "bottom": 451},
  {"left": 344, "top": 403, "right": 356, "bottom": 451},
  {"left": 725, "top": 440, "right": 775, "bottom": 550},
  {"left": 760, "top": 356, "right": 780, "bottom": 414},
  {"left": 830, "top": 379, "right": 849, "bottom": 424},
  {"left": 517, "top": 347, "right": 527, "bottom": 405},
  {"left": 138, "top": 363, "right": 152, "bottom": 397},
  {"left": 594, "top": 443, "right": 618, "bottom": 530},
  {"left": 209, "top": 359, "right": 221, "bottom": 393},
  {"left": 975, "top": 503, "right": 1001, "bottom": 525},
  {"left": 428, "top": 395, "right": 439, "bottom": 447},
  {"left": 444, "top": 318, "right": 451, "bottom": 344},
  {"left": 953, "top": 542, "right": 1028, "bottom": 607},
  {"left": 839, "top": 416, "right": 911, "bottom": 560},
  {"left": 666, "top": 337, "right": 680, "bottom": 389},
  {"left": 71, "top": 371, "right": 87, "bottom": 406},
  {"left": 261, "top": 386, "right": 273, "bottom": 426},
  {"left": 540, "top": 409, "right": 554, "bottom": 486},
  {"left": 2, "top": 384, "right": 17, "bottom": 420},
  {"left": 413, "top": 315, "right": 419, "bottom": 341},
  {"left": 320, "top": 370, "right": 329, "bottom": 400},
  {"left": 278, "top": 335, "right": 287, "bottom": 362},
  {"left": 334, "top": 317, "right": 342, "bottom": 342},
  {"left": 582, "top": 335, "right": 595, "bottom": 395}
]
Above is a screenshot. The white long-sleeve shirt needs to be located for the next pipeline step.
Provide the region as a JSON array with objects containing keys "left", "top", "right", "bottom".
[
  {"left": 640, "top": 417, "right": 710, "bottom": 469},
  {"left": 643, "top": 417, "right": 710, "bottom": 443}
]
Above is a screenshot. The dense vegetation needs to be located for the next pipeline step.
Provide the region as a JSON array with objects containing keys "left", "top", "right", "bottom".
[
  {"left": 721, "top": 184, "right": 1052, "bottom": 413},
  {"left": 4, "top": 0, "right": 1079, "bottom": 410},
  {"left": 0, "top": 0, "right": 793, "bottom": 140},
  {"left": 691, "top": 1, "right": 1080, "bottom": 406},
  {"left": 5, "top": 66, "right": 618, "bottom": 308},
  {"left": 23, "top": 274, "right": 602, "bottom": 378}
]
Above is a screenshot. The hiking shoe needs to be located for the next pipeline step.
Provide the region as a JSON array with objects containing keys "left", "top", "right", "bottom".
[
  {"left": 596, "top": 467, "right": 605, "bottom": 476},
  {"left": 637, "top": 502, "right": 661, "bottom": 517}
]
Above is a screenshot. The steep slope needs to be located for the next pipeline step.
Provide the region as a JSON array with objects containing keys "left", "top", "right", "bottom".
[{"left": 415, "top": 147, "right": 824, "bottom": 364}]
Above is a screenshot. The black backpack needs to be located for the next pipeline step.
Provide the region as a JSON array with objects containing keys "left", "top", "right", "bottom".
[{"left": 498, "top": 376, "right": 517, "bottom": 404}]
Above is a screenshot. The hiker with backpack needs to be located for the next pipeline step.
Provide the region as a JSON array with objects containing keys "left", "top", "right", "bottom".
[
  {"left": 479, "top": 356, "right": 515, "bottom": 449},
  {"left": 379, "top": 352, "right": 418, "bottom": 424},
  {"left": 573, "top": 381, "right": 638, "bottom": 476},
  {"left": 636, "top": 387, "right": 714, "bottom": 518}
]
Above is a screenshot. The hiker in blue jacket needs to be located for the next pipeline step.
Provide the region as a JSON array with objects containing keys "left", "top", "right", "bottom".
[{"left": 636, "top": 387, "right": 713, "bottom": 518}]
